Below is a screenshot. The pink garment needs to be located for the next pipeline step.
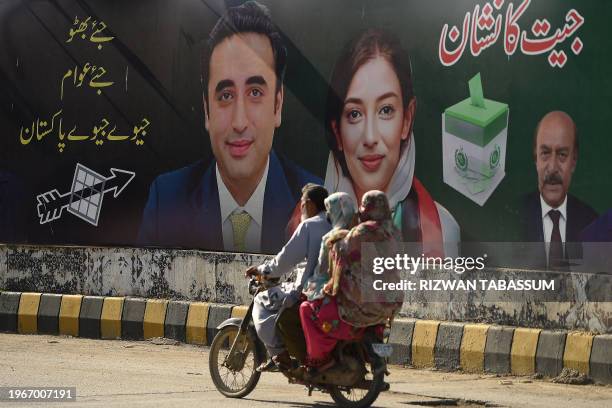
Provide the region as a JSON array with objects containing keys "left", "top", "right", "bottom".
[{"left": 299, "top": 296, "right": 364, "bottom": 366}]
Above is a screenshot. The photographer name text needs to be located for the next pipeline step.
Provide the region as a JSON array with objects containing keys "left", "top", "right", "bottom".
[{"left": 373, "top": 279, "right": 555, "bottom": 291}]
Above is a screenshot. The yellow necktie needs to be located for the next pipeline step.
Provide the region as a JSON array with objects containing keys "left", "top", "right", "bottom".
[{"left": 229, "top": 211, "right": 252, "bottom": 252}]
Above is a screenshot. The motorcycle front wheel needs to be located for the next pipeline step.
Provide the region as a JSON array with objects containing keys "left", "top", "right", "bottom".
[
  {"left": 209, "top": 325, "right": 261, "bottom": 398},
  {"left": 328, "top": 363, "right": 384, "bottom": 408}
]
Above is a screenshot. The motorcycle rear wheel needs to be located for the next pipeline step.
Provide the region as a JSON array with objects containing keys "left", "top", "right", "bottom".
[
  {"left": 328, "top": 365, "right": 384, "bottom": 408},
  {"left": 209, "top": 325, "right": 261, "bottom": 398}
]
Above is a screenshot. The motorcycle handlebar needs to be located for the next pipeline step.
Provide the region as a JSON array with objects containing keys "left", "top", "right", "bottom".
[{"left": 248, "top": 275, "right": 281, "bottom": 296}]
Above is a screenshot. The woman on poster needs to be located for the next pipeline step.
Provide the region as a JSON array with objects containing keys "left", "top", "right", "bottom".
[{"left": 323, "top": 28, "right": 460, "bottom": 256}]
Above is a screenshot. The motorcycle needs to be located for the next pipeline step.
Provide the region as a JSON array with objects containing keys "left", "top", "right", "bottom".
[{"left": 208, "top": 275, "right": 394, "bottom": 408}]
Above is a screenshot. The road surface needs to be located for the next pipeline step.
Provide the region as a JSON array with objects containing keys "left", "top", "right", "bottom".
[{"left": 0, "top": 334, "right": 610, "bottom": 407}]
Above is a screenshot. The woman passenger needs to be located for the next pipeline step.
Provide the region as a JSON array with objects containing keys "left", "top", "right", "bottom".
[{"left": 300, "top": 190, "right": 403, "bottom": 371}]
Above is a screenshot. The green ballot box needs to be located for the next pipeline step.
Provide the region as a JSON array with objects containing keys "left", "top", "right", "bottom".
[{"left": 442, "top": 73, "right": 509, "bottom": 206}]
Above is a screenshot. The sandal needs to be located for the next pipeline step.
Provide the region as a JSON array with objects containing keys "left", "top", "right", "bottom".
[
  {"left": 272, "top": 350, "right": 292, "bottom": 371},
  {"left": 256, "top": 358, "right": 277, "bottom": 372}
]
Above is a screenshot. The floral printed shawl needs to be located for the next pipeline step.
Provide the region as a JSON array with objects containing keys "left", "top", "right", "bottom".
[
  {"left": 303, "top": 192, "right": 356, "bottom": 301},
  {"left": 334, "top": 190, "right": 404, "bottom": 327}
]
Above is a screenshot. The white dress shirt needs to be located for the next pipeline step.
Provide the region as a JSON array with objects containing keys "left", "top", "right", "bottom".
[
  {"left": 540, "top": 195, "right": 567, "bottom": 261},
  {"left": 216, "top": 158, "right": 269, "bottom": 253}
]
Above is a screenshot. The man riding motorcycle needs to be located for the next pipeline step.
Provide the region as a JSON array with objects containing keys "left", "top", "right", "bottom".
[
  {"left": 245, "top": 183, "right": 330, "bottom": 371},
  {"left": 212, "top": 189, "right": 400, "bottom": 407}
]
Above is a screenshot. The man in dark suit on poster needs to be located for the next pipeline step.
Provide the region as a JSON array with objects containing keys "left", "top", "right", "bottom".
[
  {"left": 138, "top": 1, "right": 321, "bottom": 254},
  {"left": 524, "top": 111, "right": 597, "bottom": 268}
]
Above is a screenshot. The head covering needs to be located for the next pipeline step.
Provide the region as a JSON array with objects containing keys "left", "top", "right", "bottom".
[
  {"left": 360, "top": 190, "right": 392, "bottom": 221},
  {"left": 325, "top": 192, "right": 356, "bottom": 230},
  {"left": 333, "top": 190, "right": 404, "bottom": 327},
  {"left": 324, "top": 134, "right": 415, "bottom": 212},
  {"left": 303, "top": 193, "right": 356, "bottom": 301},
  {"left": 356, "top": 190, "right": 399, "bottom": 241}
]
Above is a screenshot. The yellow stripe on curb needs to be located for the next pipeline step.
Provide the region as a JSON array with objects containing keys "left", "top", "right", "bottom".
[
  {"left": 143, "top": 299, "right": 168, "bottom": 339},
  {"left": 186, "top": 302, "right": 210, "bottom": 345},
  {"left": 101, "top": 297, "right": 124, "bottom": 339},
  {"left": 18, "top": 293, "right": 42, "bottom": 334},
  {"left": 231, "top": 305, "right": 249, "bottom": 319},
  {"left": 460, "top": 324, "right": 489, "bottom": 373},
  {"left": 511, "top": 328, "right": 541, "bottom": 375},
  {"left": 229, "top": 305, "right": 249, "bottom": 344},
  {"left": 59, "top": 295, "right": 83, "bottom": 337},
  {"left": 564, "top": 332, "right": 594, "bottom": 374},
  {"left": 412, "top": 320, "right": 440, "bottom": 368}
]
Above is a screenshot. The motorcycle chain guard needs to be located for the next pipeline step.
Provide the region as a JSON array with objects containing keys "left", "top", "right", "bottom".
[{"left": 311, "top": 355, "right": 367, "bottom": 387}]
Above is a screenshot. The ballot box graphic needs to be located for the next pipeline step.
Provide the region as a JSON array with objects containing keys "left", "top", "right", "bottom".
[{"left": 442, "top": 73, "right": 509, "bottom": 206}]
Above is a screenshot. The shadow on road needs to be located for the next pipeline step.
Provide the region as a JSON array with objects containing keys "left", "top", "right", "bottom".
[{"left": 245, "top": 397, "right": 334, "bottom": 407}]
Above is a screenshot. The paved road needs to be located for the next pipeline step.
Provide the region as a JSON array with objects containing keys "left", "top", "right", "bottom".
[{"left": 0, "top": 334, "right": 611, "bottom": 407}]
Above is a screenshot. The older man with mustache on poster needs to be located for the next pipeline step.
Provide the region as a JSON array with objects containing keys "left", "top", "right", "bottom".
[{"left": 524, "top": 111, "right": 597, "bottom": 268}]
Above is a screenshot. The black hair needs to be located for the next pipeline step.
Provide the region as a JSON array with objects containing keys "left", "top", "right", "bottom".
[
  {"left": 201, "top": 1, "right": 287, "bottom": 107},
  {"left": 302, "top": 183, "right": 328, "bottom": 213}
]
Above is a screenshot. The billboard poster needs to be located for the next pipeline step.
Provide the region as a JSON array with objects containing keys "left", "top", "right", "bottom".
[{"left": 1, "top": 0, "right": 610, "bottom": 271}]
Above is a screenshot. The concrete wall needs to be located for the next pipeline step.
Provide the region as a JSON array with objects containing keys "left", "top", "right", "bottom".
[
  {"left": 0, "top": 245, "right": 273, "bottom": 306},
  {"left": 1, "top": 244, "right": 610, "bottom": 333}
]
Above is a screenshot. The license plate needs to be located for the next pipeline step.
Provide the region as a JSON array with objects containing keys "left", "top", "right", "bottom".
[{"left": 372, "top": 343, "right": 393, "bottom": 357}]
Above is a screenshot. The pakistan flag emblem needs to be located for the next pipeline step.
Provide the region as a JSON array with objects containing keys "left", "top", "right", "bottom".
[
  {"left": 455, "top": 147, "right": 468, "bottom": 171},
  {"left": 489, "top": 144, "right": 501, "bottom": 169}
]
